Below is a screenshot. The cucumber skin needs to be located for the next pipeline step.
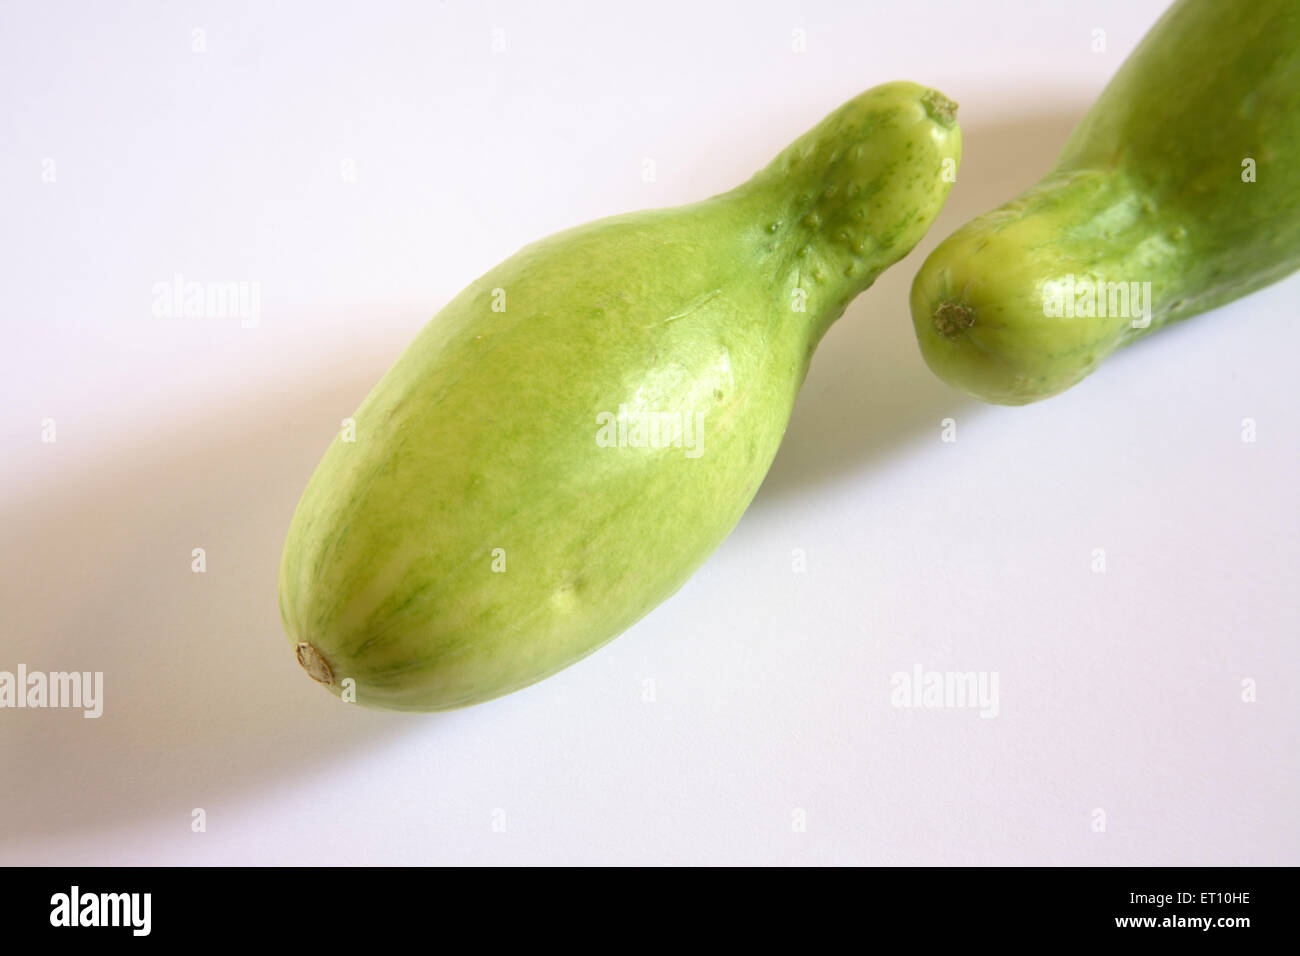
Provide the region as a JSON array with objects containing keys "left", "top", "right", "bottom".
[
  {"left": 279, "top": 83, "right": 961, "bottom": 711},
  {"left": 912, "top": 0, "right": 1300, "bottom": 405}
]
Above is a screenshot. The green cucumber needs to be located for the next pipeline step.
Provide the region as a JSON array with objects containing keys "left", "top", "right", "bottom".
[
  {"left": 279, "top": 81, "right": 961, "bottom": 711},
  {"left": 911, "top": 0, "right": 1300, "bottom": 405}
]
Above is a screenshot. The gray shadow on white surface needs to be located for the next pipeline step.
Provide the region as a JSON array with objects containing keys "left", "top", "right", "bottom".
[
  {"left": 0, "top": 106, "right": 1089, "bottom": 855},
  {"left": 0, "top": 339, "right": 430, "bottom": 856},
  {"left": 753, "top": 105, "right": 1090, "bottom": 506}
]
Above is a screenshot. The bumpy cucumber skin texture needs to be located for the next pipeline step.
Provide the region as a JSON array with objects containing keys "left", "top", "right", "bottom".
[
  {"left": 912, "top": 0, "right": 1300, "bottom": 405},
  {"left": 279, "top": 82, "right": 961, "bottom": 711}
]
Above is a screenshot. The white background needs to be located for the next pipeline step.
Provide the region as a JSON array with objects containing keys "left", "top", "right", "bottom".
[{"left": 2, "top": 0, "right": 1295, "bottom": 865}]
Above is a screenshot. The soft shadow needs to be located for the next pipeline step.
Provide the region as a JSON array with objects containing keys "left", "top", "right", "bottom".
[
  {"left": 0, "top": 106, "right": 1091, "bottom": 852},
  {"left": 0, "top": 332, "right": 432, "bottom": 850},
  {"left": 753, "top": 105, "right": 1090, "bottom": 505}
]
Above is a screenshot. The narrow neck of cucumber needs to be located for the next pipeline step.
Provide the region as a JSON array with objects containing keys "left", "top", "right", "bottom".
[
  {"left": 729, "top": 84, "right": 960, "bottom": 341},
  {"left": 1032, "top": 168, "right": 1193, "bottom": 344},
  {"left": 725, "top": 183, "right": 886, "bottom": 342}
]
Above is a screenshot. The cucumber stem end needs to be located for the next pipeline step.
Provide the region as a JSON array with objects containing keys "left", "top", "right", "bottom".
[
  {"left": 296, "top": 642, "right": 335, "bottom": 685},
  {"left": 921, "top": 90, "right": 959, "bottom": 129},
  {"left": 933, "top": 300, "right": 976, "bottom": 337}
]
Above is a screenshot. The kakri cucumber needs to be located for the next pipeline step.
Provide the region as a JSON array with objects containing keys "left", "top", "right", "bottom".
[
  {"left": 280, "top": 82, "right": 961, "bottom": 711},
  {"left": 911, "top": 0, "right": 1300, "bottom": 405}
]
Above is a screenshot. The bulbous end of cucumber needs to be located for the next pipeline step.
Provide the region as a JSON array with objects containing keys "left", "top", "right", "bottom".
[
  {"left": 911, "top": 231, "right": 1090, "bottom": 406},
  {"left": 910, "top": 169, "right": 1165, "bottom": 405}
]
